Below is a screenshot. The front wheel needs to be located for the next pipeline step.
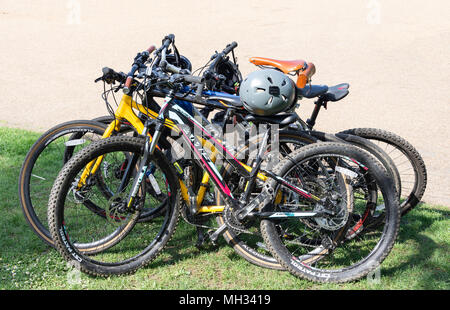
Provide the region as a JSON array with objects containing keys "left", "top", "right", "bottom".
[
  {"left": 260, "top": 142, "right": 400, "bottom": 283},
  {"left": 48, "top": 136, "right": 180, "bottom": 276}
]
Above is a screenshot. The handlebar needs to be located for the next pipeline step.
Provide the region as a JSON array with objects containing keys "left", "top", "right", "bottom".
[
  {"left": 99, "top": 35, "right": 237, "bottom": 97},
  {"left": 95, "top": 67, "right": 127, "bottom": 84},
  {"left": 202, "top": 41, "right": 237, "bottom": 77},
  {"left": 209, "top": 41, "right": 238, "bottom": 62},
  {"left": 123, "top": 46, "right": 156, "bottom": 93},
  {"left": 170, "top": 73, "right": 204, "bottom": 84},
  {"left": 156, "top": 34, "right": 175, "bottom": 54},
  {"left": 222, "top": 41, "right": 238, "bottom": 57},
  {"left": 198, "top": 41, "right": 238, "bottom": 92},
  {"left": 155, "top": 34, "right": 189, "bottom": 75}
]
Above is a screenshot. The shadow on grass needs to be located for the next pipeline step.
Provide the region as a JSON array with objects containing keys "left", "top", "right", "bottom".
[
  {"left": 380, "top": 204, "right": 449, "bottom": 289},
  {"left": 134, "top": 203, "right": 450, "bottom": 287},
  {"left": 1, "top": 128, "right": 448, "bottom": 288},
  {"left": 143, "top": 220, "right": 231, "bottom": 270}
]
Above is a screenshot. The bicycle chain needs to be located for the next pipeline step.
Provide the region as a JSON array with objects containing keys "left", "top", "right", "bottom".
[
  {"left": 222, "top": 205, "right": 257, "bottom": 235},
  {"left": 179, "top": 202, "right": 215, "bottom": 229}
]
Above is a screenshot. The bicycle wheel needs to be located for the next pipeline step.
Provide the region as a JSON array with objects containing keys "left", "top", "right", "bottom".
[
  {"left": 48, "top": 136, "right": 180, "bottom": 276},
  {"left": 339, "top": 128, "right": 427, "bottom": 215},
  {"left": 260, "top": 142, "right": 400, "bottom": 283},
  {"left": 19, "top": 120, "right": 107, "bottom": 247}
]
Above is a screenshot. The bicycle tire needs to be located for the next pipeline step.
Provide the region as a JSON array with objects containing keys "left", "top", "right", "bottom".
[
  {"left": 260, "top": 142, "right": 400, "bottom": 283},
  {"left": 48, "top": 135, "right": 180, "bottom": 276},
  {"left": 339, "top": 128, "right": 427, "bottom": 215},
  {"left": 19, "top": 120, "right": 108, "bottom": 247}
]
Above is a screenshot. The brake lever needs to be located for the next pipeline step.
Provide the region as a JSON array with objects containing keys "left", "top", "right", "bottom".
[
  {"left": 136, "top": 67, "right": 147, "bottom": 79},
  {"left": 168, "top": 75, "right": 184, "bottom": 84},
  {"left": 210, "top": 51, "right": 219, "bottom": 60}
]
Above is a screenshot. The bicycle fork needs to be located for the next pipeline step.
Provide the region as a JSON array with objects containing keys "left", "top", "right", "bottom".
[{"left": 124, "top": 93, "right": 173, "bottom": 210}]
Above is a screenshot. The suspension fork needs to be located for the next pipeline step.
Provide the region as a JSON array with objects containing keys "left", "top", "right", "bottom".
[{"left": 124, "top": 92, "right": 174, "bottom": 209}]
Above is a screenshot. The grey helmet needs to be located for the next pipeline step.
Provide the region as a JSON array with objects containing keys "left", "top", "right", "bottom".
[{"left": 239, "top": 69, "right": 296, "bottom": 116}]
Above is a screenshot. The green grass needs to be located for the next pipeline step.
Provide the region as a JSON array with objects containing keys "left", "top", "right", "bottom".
[{"left": 0, "top": 126, "right": 449, "bottom": 290}]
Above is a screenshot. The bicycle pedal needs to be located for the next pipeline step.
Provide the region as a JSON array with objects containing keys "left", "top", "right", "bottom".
[
  {"left": 206, "top": 232, "right": 218, "bottom": 247},
  {"left": 195, "top": 227, "right": 207, "bottom": 249},
  {"left": 207, "top": 223, "right": 227, "bottom": 246}
]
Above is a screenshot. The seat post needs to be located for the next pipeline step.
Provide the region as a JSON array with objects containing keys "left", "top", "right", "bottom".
[{"left": 306, "top": 97, "right": 326, "bottom": 129}]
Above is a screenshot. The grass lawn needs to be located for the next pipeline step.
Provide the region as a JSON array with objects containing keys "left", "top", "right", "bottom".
[{"left": 0, "top": 126, "right": 449, "bottom": 290}]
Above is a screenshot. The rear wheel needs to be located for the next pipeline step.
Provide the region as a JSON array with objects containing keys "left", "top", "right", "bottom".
[{"left": 339, "top": 128, "right": 427, "bottom": 215}]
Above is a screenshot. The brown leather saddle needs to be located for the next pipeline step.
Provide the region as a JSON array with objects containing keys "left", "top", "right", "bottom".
[{"left": 249, "top": 57, "right": 316, "bottom": 88}]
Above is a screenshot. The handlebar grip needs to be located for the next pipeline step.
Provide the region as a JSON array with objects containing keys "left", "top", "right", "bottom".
[
  {"left": 171, "top": 74, "right": 204, "bottom": 84},
  {"left": 124, "top": 76, "right": 133, "bottom": 89},
  {"left": 146, "top": 45, "right": 156, "bottom": 54},
  {"left": 102, "top": 67, "right": 112, "bottom": 75},
  {"left": 223, "top": 41, "right": 238, "bottom": 55},
  {"left": 183, "top": 75, "right": 204, "bottom": 84},
  {"left": 296, "top": 62, "right": 316, "bottom": 88},
  {"left": 162, "top": 34, "right": 175, "bottom": 48},
  {"left": 165, "top": 62, "right": 183, "bottom": 74},
  {"left": 97, "top": 67, "right": 126, "bottom": 84}
]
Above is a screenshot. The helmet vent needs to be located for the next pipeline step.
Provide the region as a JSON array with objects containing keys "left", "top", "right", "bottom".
[
  {"left": 267, "top": 77, "right": 273, "bottom": 84},
  {"left": 256, "top": 87, "right": 266, "bottom": 93},
  {"left": 268, "top": 86, "right": 280, "bottom": 96},
  {"left": 267, "top": 96, "right": 274, "bottom": 105},
  {"left": 281, "top": 79, "right": 286, "bottom": 86}
]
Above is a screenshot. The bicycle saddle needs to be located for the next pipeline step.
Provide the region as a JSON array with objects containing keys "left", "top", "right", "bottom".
[
  {"left": 249, "top": 57, "right": 307, "bottom": 74},
  {"left": 321, "top": 83, "right": 350, "bottom": 102},
  {"left": 244, "top": 113, "right": 299, "bottom": 127},
  {"left": 298, "top": 84, "right": 329, "bottom": 98}
]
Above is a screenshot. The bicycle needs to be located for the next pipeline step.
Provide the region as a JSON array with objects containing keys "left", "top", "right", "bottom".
[
  {"left": 21, "top": 36, "right": 404, "bottom": 274},
  {"left": 46, "top": 38, "right": 400, "bottom": 282}
]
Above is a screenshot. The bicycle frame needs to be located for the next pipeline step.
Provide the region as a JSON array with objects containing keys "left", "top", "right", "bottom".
[
  {"left": 166, "top": 100, "right": 324, "bottom": 213},
  {"left": 78, "top": 88, "right": 323, "bottom": 218}
]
